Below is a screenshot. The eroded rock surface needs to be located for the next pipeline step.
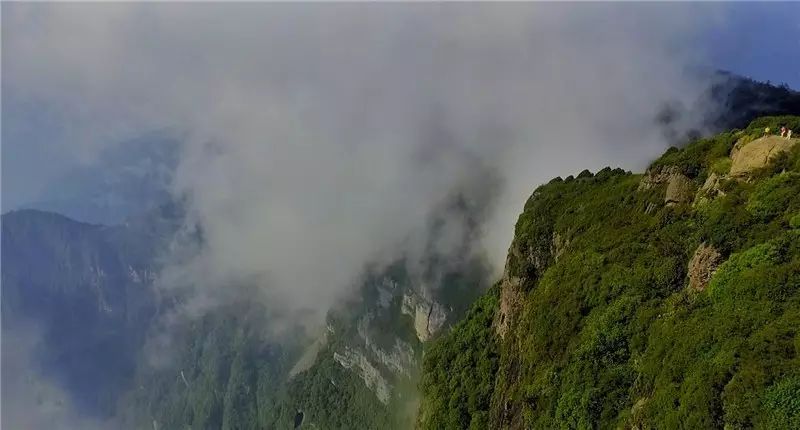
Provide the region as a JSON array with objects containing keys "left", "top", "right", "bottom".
[
  {"left": 664, "top": 173, "right": 694, "bottom": 206},
  {"left": 334, "top": 347, "right": 392, "bottom": 404},
  {"left": 730, "top": 136, "right": 797, "bottom": 176},
  {"left": 693, "top": 172, "right": 727, "bottom": 206},
  {"left": 401, "top": 292, "right": 446, "bottom": 342},
  {"left": 495, "top": 246, "right": 525, "bottom": 339},
  {"left": 638, "top": 165, "right": 694, "bottom": 206},
  {"left": 551, "top": 231, "right": 570, "bottom": 263},
  {"left": 495, "top": 275, "right": 522, "bottom": 339},
  {"left": 638, "top": 166, "right": 679, "bottom": 191},
  {"left": 687, "top": 243, "right": 723, "bottom": 292},
  {"left": 370, "top": 339, "right": 416, "bottom": 377}
]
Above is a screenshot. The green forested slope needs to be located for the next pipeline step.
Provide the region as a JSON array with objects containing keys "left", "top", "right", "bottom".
[
  {"left": 116, "top": 301, "right": 402, "bottom": 430},
  {"left": 116, "top": 259, "right": 483, "bottom": 429},
  {"left": 420, "top": 116, "right": 800, "bottom": 429}
]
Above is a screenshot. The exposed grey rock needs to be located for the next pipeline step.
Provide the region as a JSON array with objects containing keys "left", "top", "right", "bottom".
[
  {"left": 334, "top": 347, "right": 392, "bottom": 404},
  {"left": 664, "top": 172, "right": 694, "bottom": 206},
  {"left": 638, "top": 166, "right": 679, "bottom": 191},
  {"left": 401, "top": 291, "right": 447, "bottom": 342},
  {"left": 551, "top": 231, "right": 570, "bottom": 263},
  {"left": 495, "top": 247, "right": 523, "bottom": 339},
  {"left": 370, "top": 339, "right": 416, "bottom": 377},
  {"left": 376, "top": 278, "right": 397, "bottom": 309}
]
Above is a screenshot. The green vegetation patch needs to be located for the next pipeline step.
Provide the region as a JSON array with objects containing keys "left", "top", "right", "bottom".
[
  {"left": 420, "top": 116, "right": 800, "bottom": 430},
  {"left": 419, "top": 288, "right": 500, "bottom": 430}
]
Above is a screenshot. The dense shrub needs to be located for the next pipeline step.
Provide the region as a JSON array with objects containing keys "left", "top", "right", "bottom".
[
  {"left": 763, "top": 375, "right": 800, "bottom": 428},
  {"left": 711, "top": 157, "right": 733, "bottom": 175},
  {"left": 421, "top": 116, "right": 800, "bottom": 430},
  {"left": 790, "top": 214, "right": 800, "bottom": 229},
  {"left": 650, "top": 131, "right": 738, "bottom": 178},
  {"left": 419, "top": 288, "right": 500, "bottom": 429},
  {"left": 747, "top": 173, "right": 800, "bottom": 221}
]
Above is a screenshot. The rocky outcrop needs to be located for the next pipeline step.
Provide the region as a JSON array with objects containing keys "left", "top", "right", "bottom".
[
  {"left": 355, "top": 313, "right": 417, "bottom": 377},
  {"left": 687, "top": 243, "right": 723, "bottom": 292},
  {"left": 638, "top": 165, "right": 694, "bottom": 206},
  {"left": 376, "top": 278, "right": 397, "bottom": 309},
  {"left": 370, "top": 339, "right": 416, "bottom": 377},
  {"left": 664, "top": 173, "right": 694, "bottom": 206},
  {"left": 551, "top": 231, "right": 570, "bottom": 263},
  {"left": 401, "top": 292, "right": 447, "bottom": 342},
  {"left": 730, "top": 136, "right": 797, "bottom": 177},
  {"left": 693, "top": 172, "right": 726, "bottom": 206},
  {"left": 638, "top": 166, "right": 680, "bottom": 191},
  {"left": 495, "top": 223, "right": 559, "bottom": 339},
  {"left": 495, "top": 246, "right": 525, "bottom": 339},
  {"left": 334, "top": 347, "right": 392, "bottom": 404},
  {"left": 495, "top": 274, "right": 522, "bottom": 339}
]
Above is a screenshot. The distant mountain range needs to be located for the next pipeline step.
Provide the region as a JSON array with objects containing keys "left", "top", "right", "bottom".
[{"left": 2, "top": 208, "right": 162, "bottom": 416}]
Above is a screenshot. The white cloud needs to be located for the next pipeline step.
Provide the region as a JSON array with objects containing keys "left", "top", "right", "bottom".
[
  {"left": 1, "top": 324, "right": 107, "bottom": 430},
  {"left": 3, "top": 3, "right": 723, "bottom": 326}
]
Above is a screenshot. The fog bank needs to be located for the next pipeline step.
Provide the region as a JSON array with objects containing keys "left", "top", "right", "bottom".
[{"left": 4, "top": 3, "right": 724, "bottom": 326}]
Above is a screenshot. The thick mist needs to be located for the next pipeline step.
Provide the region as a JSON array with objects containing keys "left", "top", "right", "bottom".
[
  {"left": 4, "top": 4, "right": 724, "bottom": 328},
  {"left": 1, "top": 324, "right": 108, "bottom": 430}
]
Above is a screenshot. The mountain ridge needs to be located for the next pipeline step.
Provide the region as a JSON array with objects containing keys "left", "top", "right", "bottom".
[{"left": 419, "top": 115, "right": 800, "bottom": 429}]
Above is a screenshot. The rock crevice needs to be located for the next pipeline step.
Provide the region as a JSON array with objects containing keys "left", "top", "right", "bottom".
[{"left": 401, "top": 292, "right": 446, "bottom": 342}]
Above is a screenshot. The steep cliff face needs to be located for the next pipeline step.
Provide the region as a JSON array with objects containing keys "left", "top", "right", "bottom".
[
  {"left": 419, "top": 115, "right": 800, "bottom": 430},
  {"left": 334, "top": 347, "right": 393, "bottom": 404},
  {"left": 401, "top": 291, "right": 447, "bottom": 342},
  {"left": 256, "top": 254, "right": 487, "bottom": 429}
]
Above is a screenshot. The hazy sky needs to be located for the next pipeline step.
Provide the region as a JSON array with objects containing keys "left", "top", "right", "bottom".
[
  {"left": 704, "top": 2, "right": 800, "bottom": 89},
  {"left": 2, "top": 2, "right": 799, "bottom": 327},
  {"left": 4, "top": 2, "right": 798, "bottom": 211}
]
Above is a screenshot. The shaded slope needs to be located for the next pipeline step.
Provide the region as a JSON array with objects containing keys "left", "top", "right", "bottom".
[{"left": 1, "top": 209, "right": 166, "bottom": 416}]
